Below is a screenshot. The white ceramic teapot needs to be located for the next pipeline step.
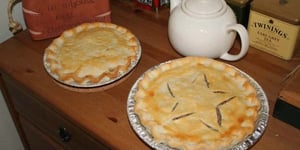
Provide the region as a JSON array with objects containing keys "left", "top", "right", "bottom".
[{"left": 168, "top": 0, "right": 249, "bottom": 61}]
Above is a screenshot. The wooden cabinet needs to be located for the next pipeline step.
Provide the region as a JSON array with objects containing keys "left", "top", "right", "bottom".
[{"left": 1, "top": 75, "right": 109, "bottom": 150}]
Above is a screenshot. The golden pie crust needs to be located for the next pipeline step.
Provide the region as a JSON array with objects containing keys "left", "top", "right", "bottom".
[
  {"left": 134, "top": 57, "right": 261, "bottom": 150},
  {"left": 44, "top": 22, "right": 139, "bottom": 86}
]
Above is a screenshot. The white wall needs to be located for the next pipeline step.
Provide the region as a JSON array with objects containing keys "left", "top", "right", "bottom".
[{"left": 0, "top": 0, "right": 25, "bottom": 149}]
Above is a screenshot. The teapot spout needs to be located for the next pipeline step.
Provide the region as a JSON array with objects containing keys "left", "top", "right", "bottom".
[{"left": 170, "top": 0, "right": 181, "bottom": 12}]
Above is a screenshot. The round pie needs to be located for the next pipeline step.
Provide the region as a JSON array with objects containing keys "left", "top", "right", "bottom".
[
  {"left": 44, "top": 22, "right": 140, "bottom": 87},
  {"left": 133, "top": 57, "right": 262, "bottom": 150}
]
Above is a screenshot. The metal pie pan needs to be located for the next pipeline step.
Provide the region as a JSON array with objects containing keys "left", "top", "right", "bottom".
[
  {"left": 127, "top": 58, "right": 269, "bottom": 150},
  {"left": 43, "top": 38, "right": 142, "bottom": 88}
]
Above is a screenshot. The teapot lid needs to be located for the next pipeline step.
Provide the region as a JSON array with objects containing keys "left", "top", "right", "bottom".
[{"left": 182, "top": 0, "right": 227, "bottom": 18}]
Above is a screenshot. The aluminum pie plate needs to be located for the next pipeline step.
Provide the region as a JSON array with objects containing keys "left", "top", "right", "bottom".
[
  {"left": 43, "top": 38, "right": 142, "bottom": 88},
  {"left": 127, "top": 59, "right": 269, "bottom": 150}
]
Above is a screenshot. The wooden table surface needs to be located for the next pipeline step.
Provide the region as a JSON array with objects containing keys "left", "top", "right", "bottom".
[{"left": 0, "top": 0, "right": 300, "bottom": 149}]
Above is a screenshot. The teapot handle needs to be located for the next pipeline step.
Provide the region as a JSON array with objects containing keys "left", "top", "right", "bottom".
[{"left": 220, "top": 24, "right": 249, "bottom": 61}]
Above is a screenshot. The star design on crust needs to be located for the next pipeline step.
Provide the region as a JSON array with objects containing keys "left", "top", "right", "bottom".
[{"left": 166, "top": 73, "right": 236, "bottom": 132}]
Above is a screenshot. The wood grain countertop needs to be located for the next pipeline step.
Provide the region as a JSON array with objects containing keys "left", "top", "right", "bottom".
[{"left": 0, "top": 0, "right": 299, "bottom": 149}]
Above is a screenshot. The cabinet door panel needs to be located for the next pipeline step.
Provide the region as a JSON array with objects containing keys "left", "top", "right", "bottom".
[
  {"left": 4, "top": 78, "right": 109, "bottom": 150},
  {"left": 19, "top": 116, "right": 64, "bottom": 150}
]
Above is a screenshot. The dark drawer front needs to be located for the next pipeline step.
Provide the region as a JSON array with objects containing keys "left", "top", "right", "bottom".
[
  {"left": 4, "top": 79, "right": 109, "bottom": 150},
  {"left": 19, "top": 116, "right": 65, "bottom": 150}
]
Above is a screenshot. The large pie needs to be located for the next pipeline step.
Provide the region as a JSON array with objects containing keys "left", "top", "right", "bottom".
[
  {"left": 134, "top": 57, "right": 261, "bottom": 150},
  {"left": 44, "top": 22, "right": 140, "bottom": 86}
]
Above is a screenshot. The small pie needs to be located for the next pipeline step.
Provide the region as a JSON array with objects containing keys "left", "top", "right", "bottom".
[
  {"left": 134, "top": 57, "right": 261, "bottom": 150},
  {"left": 44, "top": 22, "right": 140, "bottom": 86}
]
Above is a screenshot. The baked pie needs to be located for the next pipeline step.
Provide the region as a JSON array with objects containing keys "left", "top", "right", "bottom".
[
  {"left": 133, "top": 57, "right": 261, "bottom": 150},
  {"left": 44, "top": 22, "right": 140, "bottom": 87}
]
